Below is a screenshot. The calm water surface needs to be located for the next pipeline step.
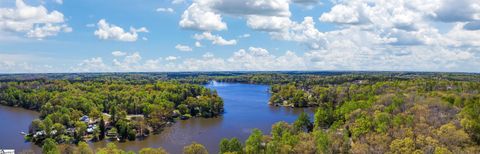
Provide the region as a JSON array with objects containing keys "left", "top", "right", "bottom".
[
  {"left": 0, "top": 83, "right": 314, "bottom": 153},
  {"left": 0, "top": 105, "right": 41, "bottom": 153}
]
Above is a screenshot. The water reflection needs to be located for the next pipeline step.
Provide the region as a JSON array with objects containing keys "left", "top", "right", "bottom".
[
  {"left": 0, "top": 83, "right": 315, "bottom": 154},
  {"left": 268, "top": 106, "right": 316, "bottom": 117}
]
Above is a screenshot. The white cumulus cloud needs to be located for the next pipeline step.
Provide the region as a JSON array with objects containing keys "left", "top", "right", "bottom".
[
  {"left": 179, "top": 3, "right": 227, "bottom": 31},
  {"left": 72, "top": 57, "right": 109, "bottom": 72},
  {"left": 175, "top": 44, "right": 193, "bottom": 52},
  {"left": 193, "top": 32, "right": 237, "bottom": 46},
  {"left": 0, "top": 0, "right": 71, "bottom": 39},
  {"left": 179, "top": 0, "right": 292, "bottom": 31},
  {"left": 94, "top": 19, "right": 148, "bottom": 42},
  {"left": 112, "top": 51, "right": 127, "bottom": 57},
  {"left": 195, "top": 41, "right": 202, "bottom": 47},
  {"left": 246, "top": 15, "right": 292, "bottom": 31},
  {"left": 156, "top": 8, "right": 174, "bottom": 13},
  {"left": 112, "top": 52, "right": 142, "bottom": 71},
  {"left": 165, "top": 56, "right": 178, "bottom": 61}
]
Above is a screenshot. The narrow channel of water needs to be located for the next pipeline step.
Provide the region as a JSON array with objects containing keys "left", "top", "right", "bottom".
[{"left": 0, "top": 83, "right": 315, "bottom": 153}]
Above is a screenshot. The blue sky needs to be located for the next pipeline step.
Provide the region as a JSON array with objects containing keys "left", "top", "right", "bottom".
[{"left": 0, "top": 0, "right": 479, "bottom": 73}]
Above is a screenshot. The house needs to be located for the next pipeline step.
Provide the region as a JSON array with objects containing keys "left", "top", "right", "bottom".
[
  {"left": 86, "top": 124, "right": 97, "bottom": 134},
  {"left": 80, "top": 115, "right": 90, "bottom": 123},
  {"left": 86, "top": 128, "right": 94, "bottom": 134},
  {"left": 33, "top": 131, "right": 45, "bottom": 138}
]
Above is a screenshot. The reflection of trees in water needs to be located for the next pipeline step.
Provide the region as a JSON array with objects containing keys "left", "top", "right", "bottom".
[
  {"left": 178, "top": 116, "right": 224, "bottom": 128},
  {"left": 207, "top": 81, "right": 228, "bottom": 87}
]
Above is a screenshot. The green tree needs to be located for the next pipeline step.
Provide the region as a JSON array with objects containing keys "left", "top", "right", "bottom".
[
  {"left": 52, "top": 123, "right": 66, "bottom": 142},
  {"left": 43, "top": 117, "right": 53, "bottom": 137},
  {"left": 183, "top": 142, "right": 209, "bottom": 154},
  {"left": 434, "top": 147, "right": 453, "bottom": 154},
  {"left": 293, "top": 112, "right": 313, "bottom": 133},
  {"left": 271, "top": 121, "right": 291, "bottom": 140},
  {"left": 96, "top": 143, "right": 124, "bottom": 154},
  {"left": 128, "top": 126, "right": 136, "bottom": 141},
  {"left": 99, "top": 117, "right": 106, "bottom": 140},
  {"left": 219, "top": 138, "right": 230, "bottom": 154},
  {"left": 373, "top": 111, "right": 390, "bottom": 133},
  {"left": 265, "top": 141, "right": 281, "bottom": 154},
  {"left": 314, "top": 107, "right": 333, "bottom": 129},
  {"left": 351, "top": 116, "right": 372, "bottom": 138},
  {"left": 110, "top": 106, "right": 118, "bottom": 125},
  {"left": 29, "top": 119, "right": 44, "bottom": 134},
  {"left": 219, "top": 138, "right": 243, "bottom": 154},
  {"left": 74, "top": 121, "right": 87, "bottom": 142},
  {"left": 228, "top": 138, "right": 243, "bottom": 153},
  {"left": 461, "top": 99, "right": 480, "bottom": 143},
  {"left": 314, "top": 130, "right": 330, "bottom": 154},
  {"left": 178, "top": 104, "right": 189, "bottom": 115},
  {"left": 89, "top": 108, "right": 102, "bottom": 121},
  {"left": 389, "top": 138, "right": 415, "bottom": 154},
  {"left": 77, "top": 141, "right": 93, "bottom": 154},
  {"left": 92, "top": 126, "right": 101, "bottom": 141},
  {"left": 245, "top": 129, "right": 263, "bottom": 154},
  {"left": 139, "top": 147, "right": 168, "bottom": 154},
  {"left": 116, "top": 120, "right": 129, "bottom": 141},
  {"left": 42, "top": 138, "right": 60, "bottom": 154}
]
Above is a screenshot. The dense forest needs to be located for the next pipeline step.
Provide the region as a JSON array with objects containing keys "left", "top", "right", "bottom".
[
  {"left": 198, "top": 72, "right": 480, "bottom": 153},
  {"left": 264, "top": 78, "right": 480, "bottom": 153},
  {"left": 1, "top": 72, "right": 480, "bottom": 153},
  {"left": 0, "top": 80, "right": 223, "bottom": 145}
]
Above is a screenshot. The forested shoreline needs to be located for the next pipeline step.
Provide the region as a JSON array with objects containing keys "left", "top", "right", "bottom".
[
  {"left": 0, "top": 80, "right": 223, "bottom": 146},
  {"left": 1, "top": 72, "right": 480, "bottom": 153},
  {"left": 216, "top": 74, "right": 480, "bottom": 153},
  {"left": 263, "top": 79, "right": 480, "bottom": 153}
]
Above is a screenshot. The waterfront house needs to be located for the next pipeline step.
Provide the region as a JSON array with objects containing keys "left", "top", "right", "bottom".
[
  {"left": 80, "top": 115, "right": 90, "bottom": 123},
  {"left": 86, "top": 128, "right": 94, "bottom": 134}
]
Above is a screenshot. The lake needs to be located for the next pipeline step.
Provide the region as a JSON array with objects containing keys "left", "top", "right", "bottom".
[
  {"left": 0, "top": 82, "right": 315, "bottom": 153},
  {"left": 0, "top": 105, "right": 41, "bottom": 153}
]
